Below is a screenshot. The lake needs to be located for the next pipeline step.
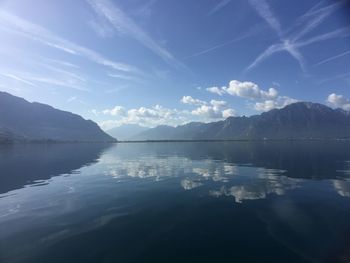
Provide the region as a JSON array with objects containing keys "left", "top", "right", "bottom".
[{"left": 1, "top": 141, "right": 350, "bottom": 262}]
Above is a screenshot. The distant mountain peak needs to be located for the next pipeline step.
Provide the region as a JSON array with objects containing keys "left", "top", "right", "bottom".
[
  {"left": 107, "top": 124, "right": 148, "bottom": 141},
  {"left": 283, "top": 101, "right": 329, "bottom": 110},
  {"left": 133, "top": 101, "right": 350, "bottom": 141}
]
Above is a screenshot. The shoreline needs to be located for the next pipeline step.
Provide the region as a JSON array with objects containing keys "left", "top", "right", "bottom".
[
  {"left": 1, "top": 138, "right": 350, "bottom": 145},
  {"left": 118, "top": 138, "right": 350, "bottom": 143}
]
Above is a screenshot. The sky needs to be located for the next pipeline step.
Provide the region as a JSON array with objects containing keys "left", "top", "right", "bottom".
[{"left": 0, "top": 0, "right": 350, "bottom": 130}]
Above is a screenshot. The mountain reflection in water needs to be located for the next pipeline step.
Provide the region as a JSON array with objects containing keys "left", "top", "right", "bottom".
[{"left": 0, "top": 141, "right": 350, "bottom": 263}]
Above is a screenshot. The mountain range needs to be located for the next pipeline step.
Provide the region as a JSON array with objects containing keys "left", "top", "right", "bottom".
[
  {"left": 0, "top": 91, "right": 115, "bottom": 142},
  {"left": 106, "top": 124, "right": 148, "bottom": 141},
  {"left": 1, "top": 91, "right": 350, "bottom": 142},
  {"left": 132, "top": 102, "right": 350, "bottom": 140}
]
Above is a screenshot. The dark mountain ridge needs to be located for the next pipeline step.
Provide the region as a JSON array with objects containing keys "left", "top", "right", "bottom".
[
  {"left": 0, "top": 91, "right": 115, "bottom": 142},
  {"left": 133, "top": 102, "right": 350, "bottom": 140}
]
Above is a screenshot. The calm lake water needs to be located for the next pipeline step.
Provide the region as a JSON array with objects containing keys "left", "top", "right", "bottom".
[{"left": 1, "top": 141, "right": 350, "bottom": 263}]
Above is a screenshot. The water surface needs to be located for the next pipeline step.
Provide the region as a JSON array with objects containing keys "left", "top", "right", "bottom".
[{"left": 1, "top": 141, "right": 350, "bottom": 262}]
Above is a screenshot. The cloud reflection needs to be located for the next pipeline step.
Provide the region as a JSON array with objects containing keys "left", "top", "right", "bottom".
[
  {"left": 333, "top": 180, "right": 350, "bottom": 197},
  {"left": 209, "top": 169, "right": 300, "bottom": 203},
  {"left": 181, "top": 179, "right": 202, "bottom": 190},
  {"left": 99, "top": 151, "right": 303, "bottom": 202}
]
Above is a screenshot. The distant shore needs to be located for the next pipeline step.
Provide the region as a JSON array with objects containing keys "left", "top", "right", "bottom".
[
  {"left": 118, "top": 138, "right": 350, "bottom": 143},
  {"left": 1, "top": 138, "right": 350, "bottom": 145}
]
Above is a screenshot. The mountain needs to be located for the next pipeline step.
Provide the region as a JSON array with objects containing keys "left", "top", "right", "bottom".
[
  {"left": 106, "top": 124, "right": 148, "bottom": 141},
  {"left": 0, "top": 91, "right": 115, "bottom": 142},
  {"left": 132, "top": 102, "right": 350, "bottom": 140},
  {"left": 0, "top": 143, "right": 112, "bottom": 194}
]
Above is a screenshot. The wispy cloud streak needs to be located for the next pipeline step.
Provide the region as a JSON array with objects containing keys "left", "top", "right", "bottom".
[
  {"left": 0, "top": 72, "right": 39, "bottom": 87},
  {"left": 86, "top": 0, "right": 187, "bottom": 70},
  {"left": 296, "top": 26, "right": 350, "bottom": 47},
  {"left": 318, "top": 71, "right": 350, "bottom": 85},
  {"left": 315, "top": 49, "right": 350, "bottom": 66},
  {"left": 248, "top": 0, "right": 282, "bottom": 36},
  {"left": 108, "top": 73, "right": 144, "bottom": 84},
  {"left": 291, "top": 0, "right": 345, "bottom": 41},
  {"left": 208, "top": 0, "right": 231, "bottom": 16},
  {"left": 0, "top": 10, "right": 140, "bottom": 74},
  {"left": 184, "top": 24, "right": 263, "bottom": 60},
  {"left": 184, "top": 33, "right": 252, "bottom": 60},
  {"left": 246, "top": 0, "right": 349, "bottom": 73},
  {"left": 246, "top": 44, "right": 283, "bottom": 72},
  {"left": 0, "top": 70, "right": 88, "bottom": 91},
  {"left": 42, "top": 58, "right": 80, "bottom": 69}
]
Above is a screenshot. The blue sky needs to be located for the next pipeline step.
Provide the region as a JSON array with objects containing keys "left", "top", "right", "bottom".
[{"left": 0, "top": 0, "right": 349, "bottom": 129}]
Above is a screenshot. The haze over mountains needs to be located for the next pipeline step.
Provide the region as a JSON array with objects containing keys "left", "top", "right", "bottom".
[
  {"left": 106, "top": 124, "right": 148, "bottom": 141},
  {"left": 0, "top": 92, "right": 115, "bottom": 142},
  {"left": 132, "top": 102, "right": 350, "bottom": 140}
]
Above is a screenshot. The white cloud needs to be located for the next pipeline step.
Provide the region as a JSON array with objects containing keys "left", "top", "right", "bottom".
[
  {"left": 100, "top": 104, "right": 191, "bottom": 129},
  {"left": 102, "top": 106, "right": 126, "bottom": 116},
  {"left": 225, "top": 80, "right": 278, "bottom": 99},
  {"left": 191, "top": 99, "right": 235, "bottom": 119},
  {"left": 101, "top": 97, "right": 236, "bottom": 129},
  {"left": 101, "top": 77, "right": 298, "bottom": 129},
  {"left": 222, "top": 108, "right": 236, "bottom": 118},
  {"left": 254, "top": 96, "right": 298, "bottom": 112},
  {"left": 327, "top": 93, "right": 350, "bottom": 111},
  {"left": 206, "top": 87, "right": 225, "bottom": 96},
  {"left": 210, "top": 100, "right": 227, "bottom": 107},
  {"left": 180, "top": 96, "right": 206, "bottom": 106},
  {"left": 206, "top": 80, "right": 278, "bottom": 100},
  {"left": 205, "top": 79, "right": 296, "bottom": 112},
  {"left": 192, "top": 105, "right": 223, "bottom": 119}
]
